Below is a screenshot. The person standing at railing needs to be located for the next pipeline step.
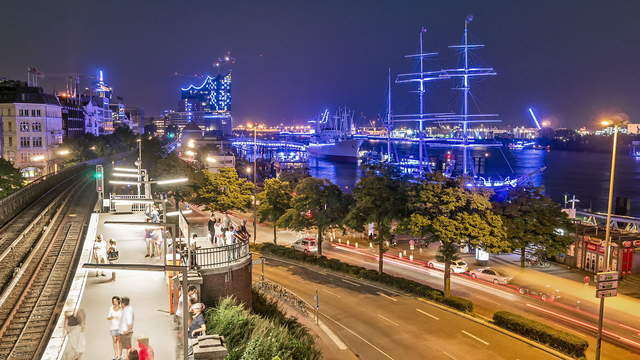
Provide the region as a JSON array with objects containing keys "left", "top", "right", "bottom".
[
  {"left": 214, "top": 221, "right": 224, "bottom": 247},
  {"left": 207, "top": 215, "right": 217, "bottom": 245}
]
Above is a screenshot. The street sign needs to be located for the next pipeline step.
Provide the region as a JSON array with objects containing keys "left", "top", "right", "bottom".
[
  {"left": 596, "top": 289, "right": 618, "bottom": 298},
  {"left": 597, "top": 280, "right": 618, "bottom": 290},
  {"left": 596, "top": 271, "right": 619, "bottom": 282}
]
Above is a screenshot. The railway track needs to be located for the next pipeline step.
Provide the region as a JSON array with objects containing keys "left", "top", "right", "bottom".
[{"left": 0, "top": 173, "right": 95, "bottom": 360}]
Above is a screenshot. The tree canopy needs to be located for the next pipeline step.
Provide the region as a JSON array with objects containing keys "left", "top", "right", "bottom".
[
  {"left": 0, "top": 159, "right": 24, "bottom": 198},
  {"left": 193, "top": 168, "right": 254, "bottom": 213},
  {"left": 493, "top": 185, "right": 573, "bottom": 267},
  {"left": 277, "top": 177, "right": 349, "bottom": 255},
  {"left": 257, "top": 178, "right": 293, "bottom": 244}
]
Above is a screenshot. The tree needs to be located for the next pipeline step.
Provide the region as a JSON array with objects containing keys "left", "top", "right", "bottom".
[
  {"left": 493, "top": 185, "right": 573, "bottom": 268},
  {"left": 193, "top": 168, "right": 254, "bottom": 213},
  {"left": 155, "top": 153, "right": 204, "bottom": 201},
  {"left": 403, "top": 175, "right": 508, "bottom": 297},
  {"left": 278, "top": 167, "right": 310, "bottom": 188},
  {"left": 257, "top": 178, "right": 293, "bottom": 244},
  {"left": 277, "top": 178, "right": 348, "bottom": 256},
  {"left": 346, "top": 165, "right": 408, "bottom": 274},
  {"left": 0, "top": 159, "right": 24, "bottom": 198}
]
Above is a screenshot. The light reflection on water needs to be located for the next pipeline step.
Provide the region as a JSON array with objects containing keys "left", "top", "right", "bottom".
[{"left": 307, "top": 141, "right": 640, "bottom": 216}]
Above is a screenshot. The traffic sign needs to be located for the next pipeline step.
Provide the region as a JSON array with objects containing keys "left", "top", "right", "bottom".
[
  {"left": 597, "top": 280, "right": 618, "bottom": 290},
  {"left": 596, "top": 289, "right": 618, "bottom": 298},
  {"left": 596, "top": 271, "right": 619, "bottom": 283}
]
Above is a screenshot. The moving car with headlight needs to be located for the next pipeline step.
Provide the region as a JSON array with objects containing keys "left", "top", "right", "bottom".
[
  {"left": 291, "top": 238, "right": 318, "bottom": 254},
  {"left": 469, "top": 267, "right": 512, "bottom": 284},
  {"left": 426, "top": 259, "right": 468, "bottom": 273}
]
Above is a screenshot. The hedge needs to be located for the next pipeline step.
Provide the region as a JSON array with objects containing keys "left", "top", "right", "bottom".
[
  {"left": 493, "top": 311, "right": 588, "bottom": 358},
  {"left": 253, "top": 243, "right": 474, "bottom": 312}
]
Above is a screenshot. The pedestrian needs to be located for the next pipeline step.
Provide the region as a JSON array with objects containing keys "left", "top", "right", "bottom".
[
  {"left": 225, "top": 225, "right": 235, "bottom": 246},
  {"left": 214, "top": 220, "right": 224, "bottom": 247},
  {"left": 187, "top": 286, "right": 199, "bottom": 308},
  {"left": 127, "top": 349, "right": 139, "bottom": 360},
  {"left": 144, "top": 229, "right": 153, "bottom": 258},
  {"left": 119, "top": 297, "right": 135, "bottom": 355},
  {"left": 238, "top": 219, "right": 250, "bottom": 242},
  {"left": 187, "top": 303, "right": 206, "bottom": 350},
  {"left": 107, "top": 296, "right": 123, "bottom": 360},
  {"left": 107, "top": 239, "right": 119, "bottom": 281},
  {"left": 152, "top": 228, "right": 163, "bottom": 258},
  {"left": 135, "top": 336, "right": 155, "bottom": 360},
  {"left": 190, "top": 233, "right": 199, "bottom": 269},
  {"left": 150, "top": 206, "right": 160, "bottom": 223},
  {"left": 64, "top": 308, "right": 86, "bottom": 360},
  {"left": 223, "top": 214, "right": 231, "bottom": 232},
  {"left": 93, "top": 234, "right": 108, "bottom": 277},
  {"left": 207, "top": 215, "right": 216, "bottom": 243}
]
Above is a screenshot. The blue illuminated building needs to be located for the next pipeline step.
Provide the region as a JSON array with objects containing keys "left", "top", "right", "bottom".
[{"left": 169, "top": 73, "right": 233, "bottom": 136}]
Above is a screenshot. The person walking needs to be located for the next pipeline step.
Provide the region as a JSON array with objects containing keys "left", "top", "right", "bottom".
[
  {"left": 135, "top": 336, "right": 155, "bottom": 360},
  {"left": 64, "top": 308, "right": 86, "bottom": 360},
  {"left": 107, "top": 296, "right": 123, "bottom": 360},
  {"left": 214, "top": 221, "right": 224, "bottom": 247},
  {"left": 93, "top": 235, "right": 108, "bottom": 277},
  {"left": 107, "top": 239, "right": 119, "bottom": 281},
  {"left": 207, "top": 216, "right": 216, "bottom": 243},
  {"left": 119, "top": 297, "right": 135, "bottom": 356}
]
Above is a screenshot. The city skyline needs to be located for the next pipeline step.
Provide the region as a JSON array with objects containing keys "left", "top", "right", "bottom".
[{"left": 0, "top": 1, "right": 638, "bottom": 128}]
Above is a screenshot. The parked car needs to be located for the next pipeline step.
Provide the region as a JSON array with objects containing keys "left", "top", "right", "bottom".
[
  {"left": 291, "top": 238, "right": 318, "bottom": 254},
  {"left": 468, "top": 267, "right": 512, "bottom": 285},
  {"left": 426, "top": 259, "right": 468, "bottom": 273}
]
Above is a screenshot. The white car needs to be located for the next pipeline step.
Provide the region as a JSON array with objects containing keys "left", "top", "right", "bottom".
[
  {"left": 469, "top": 267, "right": 512, "bottom": 285},
  {"left": 291, "top": 238, "right": 318, "bottom": 254},
  {"left": 426, "top": 259, "right": 468, "bottom": 273}
]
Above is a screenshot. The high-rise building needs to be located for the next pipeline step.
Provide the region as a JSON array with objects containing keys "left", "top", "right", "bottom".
[
  {"left": 57, "top": 94, "right": 85, "bottom": 137},
  {"left": 82, "top": 95, "right": 112, "bottom": 135},
  {"left": 125, "top": 106, "right": 145, "bottom": 134},
  {"left": 166, "top": 73, "right": 233, "bottom": 135},
  {"left": 0, "top": 80, "right": 63, "bottom": 177}
]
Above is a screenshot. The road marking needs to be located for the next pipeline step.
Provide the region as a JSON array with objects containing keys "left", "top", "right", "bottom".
[
  {"left": 461, "top": 330, "right": 489, "bottom": 345},
  {"left": 442, "top": 351, "right": 457, "bottom": 360},
  {"left": 341, "top": 279, "right": 361, "bottom": 287},
  {"left": 322, "top": 289, "right": 342, "bottom": 298},
  {"left": 321, "top": 312, "right": 395, "bottom": 360},
  {"left": 377, "top": 314, "right": 400, "bottom": 327},
  {"left": 416, "top": 308, "right": 439, "bottom": 320},
  {"left": 377, "top": 292, "right": 397, "bottom": 302},
  {"left": 318, "top": 320, "right": 348, "bottom": 350}
]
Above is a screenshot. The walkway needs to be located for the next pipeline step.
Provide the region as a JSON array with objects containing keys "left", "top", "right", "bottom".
[{"left": 44, "top": 213, "right": 180, "bottom": 360}]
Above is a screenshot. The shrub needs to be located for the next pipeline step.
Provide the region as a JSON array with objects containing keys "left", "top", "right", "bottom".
[
  {"left": 442, "top": 296, "right": 473, "bottom": 312},
  {"left": 493, "top": 311, "right": 588, "bottom": 358}
]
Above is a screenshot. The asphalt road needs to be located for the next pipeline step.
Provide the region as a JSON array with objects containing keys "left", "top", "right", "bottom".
[{"left": 256, "top": 257, "right": 560, "bottom": 360}]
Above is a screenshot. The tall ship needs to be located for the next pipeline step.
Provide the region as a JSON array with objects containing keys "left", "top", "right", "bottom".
[{"left": 307, "top": 107, "right": 362, "bottom": 161}]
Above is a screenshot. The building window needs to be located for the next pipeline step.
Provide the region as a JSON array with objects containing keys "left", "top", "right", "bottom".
[
  {"left": 31, "top": 122, "right": 42, "bottom": 132},
  {"left": 20, "top": 137, "right": 30, "bottom": 148},
  {"left": 21, "top": 152, "right": 29, "bottom": 162},
  {"left": 32, "top": 137, "right": 42, "bottom": 148},
  {"left": 8, "top": 136, "right": 13, "bottom": 147},
  {"left": 36, "top": 109, "right": 41, "bottom": 117},
  {"left": 20, "top": 122, "right": 29, "bottom": 131}
]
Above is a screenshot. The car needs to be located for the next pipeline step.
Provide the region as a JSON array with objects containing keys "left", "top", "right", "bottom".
[
  {"left": 468, "top": 267, "right": 512, "bottom": 285},
  {"left": 426, "top": 259, "right": 468, "bottom": 273},
  {"left": 291, "top": 238, "right": 318, "bottom": 254}
]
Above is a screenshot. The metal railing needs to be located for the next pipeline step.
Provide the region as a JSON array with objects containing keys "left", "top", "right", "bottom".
[{"left": 192, "top": 241, "right": 250, "bottom": 270}]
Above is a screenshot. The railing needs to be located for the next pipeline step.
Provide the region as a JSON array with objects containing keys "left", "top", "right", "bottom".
[
  {"left": 109, "top": 194, "right": 153, "bottom": 212},
  {"left": 192, "top": 241, "right": 250, "bottom": 270}
]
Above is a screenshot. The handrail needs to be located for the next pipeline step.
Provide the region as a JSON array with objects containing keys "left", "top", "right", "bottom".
[{"left": 192, "top": 241, "right": 250, "bottom": 269}]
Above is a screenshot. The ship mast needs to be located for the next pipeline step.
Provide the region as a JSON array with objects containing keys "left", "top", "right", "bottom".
[{"left": 386, "top": 67, "right": 392, "bottom": 162}]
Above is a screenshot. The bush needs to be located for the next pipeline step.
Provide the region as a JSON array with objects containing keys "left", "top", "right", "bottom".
[
  {"left": 206, "top": 296, "right": 320, "bottom": 360},
  {"left": 493, "top": 311, "right": 588, "bottom": 358},
  {"left": 442, "top": 296, "right": 473, "bottom": 312},
  {"left": 253, "top": 243, "right": 472, "bottom": 311}
]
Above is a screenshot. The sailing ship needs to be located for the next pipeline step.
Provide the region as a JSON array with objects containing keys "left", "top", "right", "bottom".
[{"left": 307, "top": 107, "right": 362, "bottom": 161}]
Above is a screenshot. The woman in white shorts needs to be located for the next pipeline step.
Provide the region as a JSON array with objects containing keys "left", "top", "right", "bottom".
[{"left": 107, "top": 296, "right": 123, "bottom": 360}]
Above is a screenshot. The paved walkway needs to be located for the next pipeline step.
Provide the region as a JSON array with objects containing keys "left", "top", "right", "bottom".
[{"left": 63, "top": 213, "right": 179, "bottom": 360}]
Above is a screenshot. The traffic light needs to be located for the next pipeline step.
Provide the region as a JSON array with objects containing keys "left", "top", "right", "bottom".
[
  {"left": 95, "top": 165, "right": 104, "bottom": 194},
  {"left": 94, "top": 171, "right": 103, "bottom": 179}
]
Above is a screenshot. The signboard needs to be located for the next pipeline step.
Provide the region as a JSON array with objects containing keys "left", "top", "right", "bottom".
[
  {"left": 596, "top": 271, "right": 619, "bottom": 282},
  {"left": 596, "top": 289, "right": 618, "bottom": 298},
  {"left": 597, "top": 280, "right": 619, "bottom": 290},
  {"left": 475, "top": 248, "right": 489, "bottom": 261}
]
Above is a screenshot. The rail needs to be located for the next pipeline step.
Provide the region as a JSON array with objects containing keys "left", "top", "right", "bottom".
[{"left": 192, "top": 241, "right": 250, "bottom": 270}]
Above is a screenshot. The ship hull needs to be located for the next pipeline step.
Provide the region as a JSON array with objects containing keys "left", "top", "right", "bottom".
[{"left": 308, "top": 139, "right": 362, "bottom": 162}]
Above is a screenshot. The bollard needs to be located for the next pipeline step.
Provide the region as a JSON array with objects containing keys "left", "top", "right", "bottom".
[
  {"left": 369, "top": 242, "right": 373, "bottom": 248},
  {"left": 355, "top": 242, "right": 358, "bottom": 248},
  {"left": 419, "top": 248, "right": 422, "bottom": 254},
  {"left": 399, "top": 253, "right": 403, "bottom": 259},
  {"left": 410, "top": 254, "right": 413, "bottom": 261},
  {"left": 339, "top": 238, "right": 342, "bottom": 244},
  {"left": 403, "top": 250, "right": 407, "bottom": 256},
  {"left": 347, "top": 240, "right": 350, "bottom": 246}
]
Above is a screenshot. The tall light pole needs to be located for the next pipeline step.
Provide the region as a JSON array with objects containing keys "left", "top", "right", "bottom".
[
  {"left": 136, "top": 138, "right": 142, "bottom": 196},
  {"left": 595, "top": 117, "right": 625, "bottom": 360},
  {"left": 247, "top": 123, "right": 258, "bottom": 243}
]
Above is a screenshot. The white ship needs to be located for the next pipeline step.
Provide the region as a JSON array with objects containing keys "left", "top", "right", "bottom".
[{"left": 308, "top": 107, "right": 362, "bottom": 161}]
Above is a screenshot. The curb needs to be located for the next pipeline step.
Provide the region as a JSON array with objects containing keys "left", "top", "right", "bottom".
[{"left": 255, "top": 251, "right": 575, "bottom": 360}]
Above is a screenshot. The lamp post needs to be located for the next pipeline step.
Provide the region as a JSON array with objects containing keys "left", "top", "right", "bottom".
[
  {"left": 247, "top": 124, "right": 258, "bottom": 242},
  {"left": 136, "top": 138, "right": 143, "bottom": 196}
]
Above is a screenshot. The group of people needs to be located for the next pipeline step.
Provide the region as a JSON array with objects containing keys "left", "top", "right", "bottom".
[
  {"left": 174, "top": 286, "right": 207, "bottom": 354},
  {"left": 207, "top": 214, "right": 250, "bottom": 247},
  {"left": 93, "top": 234, "right": 118, "bottom": 281},
  {"left": 107, "top": 296, "right": 153, "bottom": 360}
]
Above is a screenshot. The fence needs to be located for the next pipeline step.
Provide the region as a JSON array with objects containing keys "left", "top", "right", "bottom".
[{"left": 192, "top": 241, "right": 250, "bottom": 269}]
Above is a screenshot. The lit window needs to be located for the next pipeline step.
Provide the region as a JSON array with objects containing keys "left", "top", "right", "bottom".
[
  {"left": 20, "top": 137, "right": 30, "bottom": 148},
  {"left": 20, "top": 122, "right": 29, "bottom": 131},
  {"left": 32, "top": 137, "right": 42, "bottom": 147}
]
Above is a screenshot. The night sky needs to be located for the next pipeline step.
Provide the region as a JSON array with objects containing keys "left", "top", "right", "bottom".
[{"left": 1, "top": 0, "right": 638, "bottom": 128}]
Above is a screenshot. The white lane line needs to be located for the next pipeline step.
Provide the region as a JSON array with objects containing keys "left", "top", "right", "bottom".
[
  {"left": 341, "top": 278, "right": 361, "bottom": 287},
  {"left": 461, "top": 330, "right": 489, "bottom": 345},
  {"left": 377, "top": 314, "right": 400, "bottom": 327},
  {"left": 321, "top": 312, "right": 395, "bottom": 360},
  {"left": 322, "top": 289, "right": 342, "bottom": 298},
  {"left": 318, "top": 320, "right": 348, "bottom": 350},
  {"left": 416, "top": 308, "right": 439, "bottom": 320},
  {"left": 377, "top": 292, "right": 397, "bottom": 302},
  {"left": 442, "top": 351, "right": 458, "bottom": 360}
]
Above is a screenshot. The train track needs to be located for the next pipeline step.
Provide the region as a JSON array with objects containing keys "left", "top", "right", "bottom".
[{"left": 0, "top": 174, "right": 95, "bottom": 359}]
